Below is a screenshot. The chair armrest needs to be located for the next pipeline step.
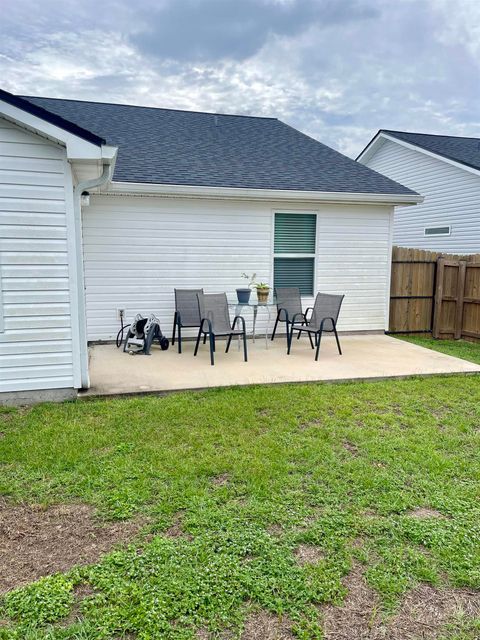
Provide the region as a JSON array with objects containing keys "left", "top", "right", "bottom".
[
  {"left": 231, "top": 315, "right": 246, "bottom": 331},
  {"left": 277, "top": 307, "right": 290, "bottom": 323},
  {"left": 304, "top": 307, "right": 313, "bottom": 320},
  {"left": 291, "top": 312, "right": 306, "bottom": 326},
  {"left": 200, "top": 318, "right": 213, "bottom": 333}
]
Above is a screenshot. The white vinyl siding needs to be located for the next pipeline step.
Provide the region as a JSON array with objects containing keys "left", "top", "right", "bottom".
[
  {"left": 82, "top": 195, "right": 393, "bottom": 340},
  {"left": 363, "top": 139, "right": 480, "bottom": 254},
  {"left": 0, "top": 117, "right": 76, "bottom": 393}
]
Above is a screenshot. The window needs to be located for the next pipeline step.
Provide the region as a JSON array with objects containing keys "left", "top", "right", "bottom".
[
  {"left": 274, "top": 212, "right": 316, "bottom": 295},
  {"left": 424, "top": 225, "right": 451, "bottom": 236}
]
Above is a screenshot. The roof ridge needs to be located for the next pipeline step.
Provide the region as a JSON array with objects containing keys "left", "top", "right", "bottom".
[
  {"left": 21, "top": 95, "right": 278, "bottom": 121},
  {"left": 382, "top": 129, "right": 480, "bottom": 142}
]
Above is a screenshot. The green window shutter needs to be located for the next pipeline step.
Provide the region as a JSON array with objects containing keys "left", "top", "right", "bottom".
[
  {"left": 274, "top": 213, "right": 316, "bottom": 253},
  {"left": 274, "top": 257, "right": 315, "bottom": 295}
]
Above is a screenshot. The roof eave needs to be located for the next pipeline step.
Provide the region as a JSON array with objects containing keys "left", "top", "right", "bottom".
[
  {"left": 107, "top": 181, "right": 423, "bottom": 206},
  {"left": 358, "top": 131, "right": 480, "bottom": 179}
]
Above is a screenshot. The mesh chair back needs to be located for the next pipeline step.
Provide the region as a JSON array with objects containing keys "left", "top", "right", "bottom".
[
  {"left": 175, "top": 289, "right": 203, "bottom": 326},
  {"left": 275, "top": 287, "right": 302, "bottom": 321},
  {"left": 197, "top": 293, "right": 232, "bottom": 334},
  {"left": 310, "top": 293, "right": 344, "bottom": 331}
]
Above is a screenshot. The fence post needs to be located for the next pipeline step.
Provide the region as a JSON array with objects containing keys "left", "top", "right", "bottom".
[
  {"left": 454, "top": 260, "right": 467, "bottom": 340},
  {"left": 432, "top": 257, "right": 445, "bottom": 339}
]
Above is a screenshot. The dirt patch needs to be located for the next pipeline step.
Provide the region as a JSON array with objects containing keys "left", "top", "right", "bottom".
[
  {"left": 343, "top": 441, "right": 358, "bottom": 456},
  {"left": 294, "top": 544, "right": 325, "bottom": 566},
  {"left": 322, "top": 561, "right": 380, "bottom": 639},
  {"left": 267, "top": 524, "right": 283, "bottom": 536},
  {"left": 163, "top": 511, "right": 193, "bottom": 540},
  {"left": 407, "top": 507, "right": 447, "bottom": 519},
  {"left": 321, "top": 562, "right": 480, "bottom": 639},
  {"left": 0, "top": 499, "right": 147, "bottom": 594},
  {"left": 387, "top": 583, "right": 480, "bottom": 639},
  {"left": 211, "top": 473, "right": 230, "bottom": 487},
  {"left": 241, "top": 611, "right": 294, "bottom": 639}
]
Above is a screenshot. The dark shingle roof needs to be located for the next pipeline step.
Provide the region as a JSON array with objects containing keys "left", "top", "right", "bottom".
[
  {"left": 22, "top": 96, "right": 415, "bottom": 195},
  {"left": 381, "top": 130, "right": 480, "bottom": 172},
  {"left": 0, "top": 89, "right": 105, "bottom": 146}
]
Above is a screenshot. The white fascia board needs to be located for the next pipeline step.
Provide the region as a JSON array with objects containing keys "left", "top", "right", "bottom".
[
  {"left": 108, "top": 181, "right": 423, "bottom": 206},
  {"left": 358, "top": 132, "right": 480, "bottom": 179},
  {"left": 0, "top": 98, "right": 116, "bottom": 163}
]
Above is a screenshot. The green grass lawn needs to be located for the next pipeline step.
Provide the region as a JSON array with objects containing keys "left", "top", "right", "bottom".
[
  {"left": 1, "top": 376, "right": 480, "bottom": 639},
  {"left": 396, "top": 335, "right": 480, "bottom": 366}
]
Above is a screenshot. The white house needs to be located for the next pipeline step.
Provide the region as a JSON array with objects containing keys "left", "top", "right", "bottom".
[
  {"left": 357, "top": 130, "right": 480, "bottom": 254},
  {"left": 0, "top": 89, "right": 421, "bottom": 401}
]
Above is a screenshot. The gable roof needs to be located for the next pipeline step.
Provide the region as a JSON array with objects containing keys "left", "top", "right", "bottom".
[
  {"left": 21, "top": 95, "right": 416, "bottom": 196},
  {"left": 0, "top": 89, "right": 105, "bottom": 146},
  {"left": 361, "top": 129, "right": 480, "bottom": 174}
]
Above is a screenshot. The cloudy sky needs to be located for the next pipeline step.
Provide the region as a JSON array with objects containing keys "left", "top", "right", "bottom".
[{"left": 1, "top": 0, "right": 479, "bottom": 157}]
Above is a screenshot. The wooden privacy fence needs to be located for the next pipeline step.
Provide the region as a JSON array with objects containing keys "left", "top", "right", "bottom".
[{"left": 389, "top": 246, "right": 480, "bottom": 340}]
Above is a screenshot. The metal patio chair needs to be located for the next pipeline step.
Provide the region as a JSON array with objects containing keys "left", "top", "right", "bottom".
[
  {"left": 172, "top": 288, "right": 204, "bottom": 353},
  {"left": 194, "top": 293, "right": 247, "bottom": 366},
  {"left": 287, "top": 293, "right": 344, "bottom": 361},
  {"left": 271, "top": 287, "right": 314, "bottom": 349}
]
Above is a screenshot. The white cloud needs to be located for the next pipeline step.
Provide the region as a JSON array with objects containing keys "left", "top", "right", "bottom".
[{"left": 1, "top": 0, "right": 480, "bottom": 157}]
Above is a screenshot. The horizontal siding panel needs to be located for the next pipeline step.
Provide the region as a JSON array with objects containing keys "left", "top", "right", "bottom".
[
  {"left": 3, "top": 290, "right": 70, "bottom": 304},
  {"left": 0, "top": 183, "right": 64, "bottom": 200},
  {"left": 0, "top": 211, "right": 67, "bottom": 226},
  {"left": 0, "top": 377, "right": 74, "bottom": 393},
  {"left": 0, "top": 141, "right": 64, "bottom": 160},
  {"left": 3, "top": 303, "right": 70, "bottom": 317},
  {"left": 0, "top": 340, "right": 72, "bottom": 355},
  {"left": 0, "top": 197, "right": 66, "bottom": 213},
  {"left": 0, "top": 328, "right": 72, "bottom": 342},
  {"left": 2, "top": 277, "right": 69, "bottom": 291},
  {"left": 0, "top": 169, "right": 65, "bottom": 187},
  {"left": 0, "top": 156, "right": 64, "bottom": 173},
  {"left": 1, "top": 265, "right": 69, "bottom": 278},
  {"left": 0, "top": 224, "right": 66, "bottom": 239},
  {"left": 0, "top": 238, "right": 67, "bottom": 252},
  {"left": 0, "top": 364, "right": 73, "bottom": 381},
  {"left": 4, "top": 315, "right": 71, "bottom": 330},
  {"left": 0, "top": 352, "right": 72, "bottom": 368},
  {"left": 1, "top": 251, "right": 68, "bottom": 265}
]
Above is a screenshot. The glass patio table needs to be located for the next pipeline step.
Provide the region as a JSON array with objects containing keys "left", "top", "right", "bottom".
[{"left": 227, "top": 297, "right": 277, "bottom": 349}]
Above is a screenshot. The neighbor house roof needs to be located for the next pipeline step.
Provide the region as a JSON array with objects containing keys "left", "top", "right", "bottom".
[
  {"left": 363, "top": 129, "right": 480, "bottom": 173},
  {"left": 21, "top": 95, "right": 416, "bottom": 195},
  {"left": 0, "top": 89, "right": 106, "bottom": 146}
]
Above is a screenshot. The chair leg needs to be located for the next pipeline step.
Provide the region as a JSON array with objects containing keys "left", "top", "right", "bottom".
[
  {"left": 333, "top": 323, "right": 342, "bottom": 355},
  {"left": 243, "top": 330, "right": 248, "bottom": 362},
  {"left": 287, "top": 324, "right": 295, "bottom": 354},
  {"left": 226, "top": 333, "right": 233, "bottom": 352},
  {"left": 212, "top": 335, "right": 216, "bottom": 352},
  {"left": 315, "top": 330, "right": 323, "bottom": 361},
  {"left": 172, "top": 313, "right": 177, "bottom": 346},
  {"left": 194, "top": 327, "right": 202, "bottom": 356},
  {"left": 308, "top": 332, "right": 314, "bottom": 349},
  {"left": 209, "top": 332, "right": 215, "bottom": 366},
  {"left": 203, "top": 333, "right": 207, "bottom": 344},
  {"left": 271, "top": 313, "right": 280, "bottom": 341},
  {"left": 178, "top": 324, "right": 182, "bottom": 354}
]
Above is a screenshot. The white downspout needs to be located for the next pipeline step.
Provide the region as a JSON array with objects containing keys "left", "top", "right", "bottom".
[{"left": 73, "top": 163, "right": 112, "bottom": 389}]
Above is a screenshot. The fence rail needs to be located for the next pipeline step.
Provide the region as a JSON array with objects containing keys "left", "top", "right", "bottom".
[{"left": 389, "top": 246, "right": 480, "bottom": 341}]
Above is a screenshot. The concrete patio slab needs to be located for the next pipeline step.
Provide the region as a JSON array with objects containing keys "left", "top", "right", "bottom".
[{"left": 82, "top": 334, "right": 480, "bottom": 398}]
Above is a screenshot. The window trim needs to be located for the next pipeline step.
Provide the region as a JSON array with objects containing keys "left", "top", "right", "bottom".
[
  {"left": 272, "top": 209, "right": 318, "bottom": 297},
  {"left": 424, "top": 225, "right": 451, "bottom": 237}
]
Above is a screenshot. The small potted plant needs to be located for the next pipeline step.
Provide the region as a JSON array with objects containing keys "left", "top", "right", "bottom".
[
  {"left": 237, "top": 272, "right": 256, "bottom": 303},
  {"left": 255, "top": 282, "right": 270, "bottom": 303}
]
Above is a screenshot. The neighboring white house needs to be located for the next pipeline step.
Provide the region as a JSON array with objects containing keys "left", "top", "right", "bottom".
[
  {"left": 0, "top": 89, "right": 421, "bottom": 401},
  {"left": 357, "top": 130, "right": 480, "bottom": 254}
]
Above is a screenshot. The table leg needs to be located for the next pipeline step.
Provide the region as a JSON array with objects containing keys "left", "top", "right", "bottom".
[
  {"left": 265, "top": 305, "right": 272, "bottom": 349},
  {"left": 236, "top": 303, "right": 242, "bottom": 350},
  {"left": 252, "top": 306, "right": 257, "bottom": 343}
]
